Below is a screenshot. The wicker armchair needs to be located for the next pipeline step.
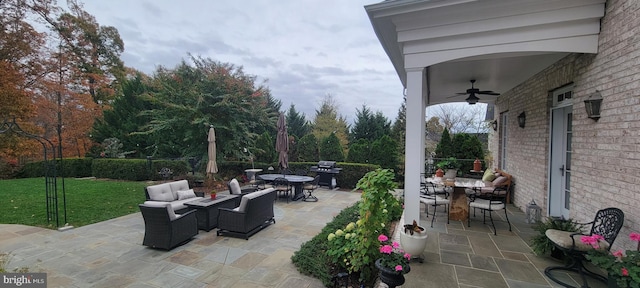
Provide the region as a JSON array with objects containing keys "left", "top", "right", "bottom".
[
  {"left": 217, "top": 188, "right": 276, "bottom": 239},
  {"left": 139, "top": 203, "right": 198, "bottom": 250}
]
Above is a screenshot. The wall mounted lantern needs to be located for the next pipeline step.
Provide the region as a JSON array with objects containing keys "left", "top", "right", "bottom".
[
  {"left": 584, "top": 90, "right": 603, "bottom": 120},
  {"left": 517, "top": 112, "right": 526, "bottom": 128},
  {"left": 491, "top": 120, "right": 498, "bottom": 131}
]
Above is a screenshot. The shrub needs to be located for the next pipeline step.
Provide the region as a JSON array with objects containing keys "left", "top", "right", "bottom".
[
  {"left": 18, "top": 158, "right": 93, "bottom": 178},
  {"left": 320, "top": 133, "right": 344, "bottom": 162},
  {"left": 291, "top": 203, "right": 360, "bottom": 287}
]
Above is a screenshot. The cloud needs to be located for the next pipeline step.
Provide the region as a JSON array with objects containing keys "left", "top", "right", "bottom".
[{"left": 83, "top": 0, "right": 404, "bottom": 124}]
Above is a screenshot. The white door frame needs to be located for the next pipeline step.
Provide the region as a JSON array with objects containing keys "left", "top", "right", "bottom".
[{"left": 548, "top": 85, "right": 574, "bottom": 218}]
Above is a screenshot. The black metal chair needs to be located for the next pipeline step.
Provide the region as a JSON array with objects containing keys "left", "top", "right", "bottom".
[
  {"left": 272, "top": 177, "right": 292, "bottom": 203},
  {"left": 295, "top": 169, "right": 308, "bottom": 176},
  {"left": 544, "top": 208, "right": 624, "bottom": 288},
  {"left": 467, "top": 186, "right": 511, "bottom": 235},
  {"left": 138, "top": 203, "right": 198, "bottom": 250},
  {"left": 302, "top": 175, "right": 320, "bottom": 202}
]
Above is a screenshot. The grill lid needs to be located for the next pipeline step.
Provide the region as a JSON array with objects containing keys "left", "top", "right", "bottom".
[{"left": 317, "top": 161, "right": 337, "bottom": 168}]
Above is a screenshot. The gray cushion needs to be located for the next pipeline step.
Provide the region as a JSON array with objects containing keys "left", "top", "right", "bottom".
[
  {"left": 229, "top": 179, "right": 242, "bottom": 195},
  {"left": 169, "top": 180, "right": 190, "bottom": 199},
  {"left": 545, "top": 229, "right": 610, "bottom": 252},
  {"left": 147, "top": 184, "right": 175, "bottom": 201},
  {"left": 141, "top": 202, "right": 178, "bottom": 220},
  {"left": 469, "top": 199, "right": 505, "bottom": 210},
  {"left": 176, "top": 189, "right": 196, "bottom": 200},
  {"left": 419, "top": 195, "right": 449, "bottom": 205},
  {"left": 236, "top": 188, "right": 274, "bottom": 213}
]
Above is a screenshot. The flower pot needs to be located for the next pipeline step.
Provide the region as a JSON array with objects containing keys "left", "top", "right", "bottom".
[
  {"left": 435, "top": 168, "right": 444, "bottom": 177},
  {"left": 210, "top": 193, "right": 217, "bottom": 199},
  {"left": 399, "top": 227, "right": 428, "bottom": 262},
  {"left": 375, "top": 258, "right": 410, "bottom": 288},
  {"left": 444, "top": 169, "right": 457, "bottom": 180}
]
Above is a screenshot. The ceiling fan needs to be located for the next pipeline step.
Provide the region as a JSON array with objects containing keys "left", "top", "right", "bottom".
[{"left": 455, "top": 80, "right": 500, "bottom": 105}]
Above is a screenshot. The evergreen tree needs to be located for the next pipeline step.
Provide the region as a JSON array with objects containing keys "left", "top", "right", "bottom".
[
  {"left": 346, "top": 139, "right": 370, "bottom": 163},
  {"left": 434, "top": 127, "right": 453, "bottom": 159},
  {"left": 312, "top": 95, "right": 349, "bottom": 151},
  {"left": 319, "top": 132, "right": 344, "bottom": 161},
  {"left": 286, "top": 104, "right": 311, "bottom": 140},
  {"left": 253, "top": 132, "right": 275, "bottom": 163},
  {"left": 391, "top": 97, "right": 406, "bottom": 155},
  {"left": 297, "top": 134, "right": 319, "bottom": 162},
  {"left": 370, "top": 135, "right": 398, "bottom": 170},
  {"left": 350, "top": 105, "right": 391, "bottom": 143}
]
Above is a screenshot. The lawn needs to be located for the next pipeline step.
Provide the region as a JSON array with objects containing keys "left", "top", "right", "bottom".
[{"left": 0, "top": 177, "right": 148, "bottom": 229}]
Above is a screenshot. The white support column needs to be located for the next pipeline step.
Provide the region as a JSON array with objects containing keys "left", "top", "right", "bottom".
[{"left": 403, "top": 67, "right": 425, "bottom": 226}]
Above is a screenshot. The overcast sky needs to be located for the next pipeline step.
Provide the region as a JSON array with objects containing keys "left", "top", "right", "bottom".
[{"left": 81, "top": 0, "right": 405, "bottom": 124}]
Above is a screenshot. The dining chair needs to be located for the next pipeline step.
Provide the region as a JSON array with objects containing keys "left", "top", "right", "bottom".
[
  {"left": 419, "top": 194, "right": 450, "bottom": 227},
  {"left": 467, "top": 186, "right": 511, "bottom": 235},
  {"left": 272, "top": 177, "right": 292, "bottom": 203},
  {"left": 295, "top": 169, "right": 308, "bottom": 176},
  {"left": 544, "top": 208, "right": 624, "bottom": 288},
  {"left": 302, "top": 175, "right": 320, "bottom": 202}
]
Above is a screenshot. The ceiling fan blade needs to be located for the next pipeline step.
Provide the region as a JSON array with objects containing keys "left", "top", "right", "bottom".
[{"left": 477, "top": 91, "right": 500, "bottom": 95}]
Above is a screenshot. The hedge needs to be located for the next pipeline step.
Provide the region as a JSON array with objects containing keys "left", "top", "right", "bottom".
[{"left": 18, "top": 158, "right": 93, "bottom": 178}]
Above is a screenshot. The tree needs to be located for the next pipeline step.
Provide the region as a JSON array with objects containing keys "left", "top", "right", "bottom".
[
  {"left": 297, "top": 134, "right": 319, "bottom": 162},
  {"left": 350, "top": 105, "right": 391, "bottom": 143},
  {"left": 370, "top": 135, "right": 398, "bottom": 170},
  {"left": 312, "top": 95, "right": 349, "bottom": 151},
  {"left": 286, "top": 104, "right": 311, "bottom": 140},
  {"left": 91, "top": 74, "right": 154, "bottom": 158},
  {"left": 391, "top": 97, "right": 406, "bottom": 155},
  {"left": 137, "top": 56, "right": 278, "bottom": 159},
  {"left": 434, "top": 128, "right": 453, "bottom": 159},
  {"left": 346, "top": 139, "right": 370, "bottom": 163},
  {"left": 427, "top": 103, "right": 488, "bottom": 134},
  {"left": 253, "top": 132, "right": 275, "bottom": 163},
  {"left": 319, "top": 132, "right": 344, "bottom": 161}
]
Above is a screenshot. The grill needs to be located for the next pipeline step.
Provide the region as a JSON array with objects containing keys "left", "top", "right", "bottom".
[{"left": 310, "top": 161, "right": 342, "bottom": 189}]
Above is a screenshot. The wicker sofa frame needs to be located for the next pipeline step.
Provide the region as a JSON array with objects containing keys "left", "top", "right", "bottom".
[
  {"left": 216, "top": 188, "right": 276, "bottom": 239},
  {"left": 139, "top": 204, "right": 198, "bottom": 250}
]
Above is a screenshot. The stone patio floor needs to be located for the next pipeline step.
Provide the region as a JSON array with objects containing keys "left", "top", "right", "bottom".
[{"left": 0, "top": 188, "right": 606, "bottom": 287}]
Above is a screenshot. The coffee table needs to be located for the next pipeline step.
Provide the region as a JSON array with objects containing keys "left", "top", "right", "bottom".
[{"left": 185, "top": 195, "right": 239, "bottom": 231}]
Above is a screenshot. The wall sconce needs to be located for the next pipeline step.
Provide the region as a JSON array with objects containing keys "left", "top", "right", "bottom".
[
  {"left": 584, "top": 90, "right": 603, "bottom": 120},
  {"left": 491, "top": 120, "right": 498, "bottom": 131},
  {"left": 517, "top": 112, "right": 526, "bottom": 128}
]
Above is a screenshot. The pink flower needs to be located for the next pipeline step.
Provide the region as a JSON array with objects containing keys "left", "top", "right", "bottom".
[
  {"left": 395, "top": 265, "right": 403, "bottom": 272},
  {"left": 630, "top": 232, "right": 640, "bottom": 242},
  {"left": 580, "top": 235, "right": 604, "bottom": 249},
  {"left": 392, "top": 241, "right": 399, "bottom": 248},
  {"left": 404, "top": 253, "right": 411, "bottom": 260},
  {"left": 378, "top": 234, "right": 388, "bottom": 242},
  {"left": 612, "top": 250, "right": 624, "bottom": 259},
  {"left": 621, "top": 267, "right": 629, "bottom": 276},
  {"left": 380, "top": 245, "right": 393, "bottom": 254}
]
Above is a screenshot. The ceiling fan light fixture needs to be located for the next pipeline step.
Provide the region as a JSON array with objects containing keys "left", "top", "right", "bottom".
[{"left": 466, "top": 94, "right": 479, "bottom": 105}]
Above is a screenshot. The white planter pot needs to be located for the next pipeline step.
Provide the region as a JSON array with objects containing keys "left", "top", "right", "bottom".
[
  {"left": 399, "top": 228, "right": 428, "bottom": 262},
  {"left": 444, "top": 169, "right": 457, "bottom": 180}
]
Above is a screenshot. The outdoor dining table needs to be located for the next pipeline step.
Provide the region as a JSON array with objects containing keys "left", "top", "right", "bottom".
[
  {"left": 426, "top": 177, "right": 485, "bottom": 221},
  {"left": 259, "top": 174, "right": 314, "bottom": 201}
]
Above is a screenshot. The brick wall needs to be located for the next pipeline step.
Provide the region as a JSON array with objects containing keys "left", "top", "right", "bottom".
[{"left": 491, "top": 0, "right": 640, "bottom": 250}]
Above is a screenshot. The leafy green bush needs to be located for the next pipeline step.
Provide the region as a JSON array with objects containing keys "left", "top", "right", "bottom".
[
  {"left": 92, "top": 159, "right": 149, "bottom": 181},
  {"left": 291, "top": 203, "right": 360, "bottom": 287},
  {"left": 530, "top": 217, "right": 582, "bottom": 256}
]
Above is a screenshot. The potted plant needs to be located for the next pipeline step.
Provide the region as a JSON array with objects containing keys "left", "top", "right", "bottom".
[
  {"left": 436, "top": 157, "right": 460, "bottom": 179},
  {"left": 210, "top": 189, "right": 217, "bottom": 199},
  {"left": 399, "top": 220, "right": 428, "bottom": 263},
  {"left": 583, "top": 232, "right": 640, "bottom": 288},
  {"left": 530, "top": 217, "right": 581, "bottom": 259},
  {"left": 375, "top": 233, "right": 411, "bottom": 288}
]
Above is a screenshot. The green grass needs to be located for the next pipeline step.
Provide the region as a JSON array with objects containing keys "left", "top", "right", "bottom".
[{"left": 0, "top": 178, "right": 148, "bottom": 229}]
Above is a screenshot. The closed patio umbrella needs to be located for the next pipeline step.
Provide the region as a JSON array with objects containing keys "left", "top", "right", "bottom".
[
  {"left": 276, "top": 113, "right": 289, "bottom": 170},
  {"left": 206, "top": 126, "right": 218, "bottom": 175}
]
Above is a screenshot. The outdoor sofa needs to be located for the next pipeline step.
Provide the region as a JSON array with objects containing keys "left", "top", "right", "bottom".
[
  {"left": 217, "top": 188, "right": 277, "bottom": 239},
  {"left": 143, "top": 180, "right": 204, "bottom": 213}
]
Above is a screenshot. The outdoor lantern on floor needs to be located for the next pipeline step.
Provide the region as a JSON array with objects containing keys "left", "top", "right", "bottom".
[
  {"left": 525, "top": 199, "right": 542, "bottom": 224},
  {"left": 517, "top": 112, "right": 526, "bottom": 128},
  {"left": 584, "top": 90, "right": 603, "bottom": 120}
]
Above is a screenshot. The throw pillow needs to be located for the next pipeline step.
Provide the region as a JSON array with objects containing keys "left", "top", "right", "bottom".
[
  {"left": 229, "top": 179, "right": 241, "bottom": 195},
  {"left": 482, "top": 169, "right": 496, "bottom": 182},
  {"left": 176, "top": 189, "right": 196, "bottom": 200},
  {"left": 492, "top": 176, "right": 508, "bottom": 187}
]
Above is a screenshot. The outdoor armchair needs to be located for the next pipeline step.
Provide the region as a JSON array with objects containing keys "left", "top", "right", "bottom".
[
  {"left": 139, "top": 203, "right": 198, "bottom": 250},
  {"left": 467, "top": 186, "right": 511, "bottom": 235}
]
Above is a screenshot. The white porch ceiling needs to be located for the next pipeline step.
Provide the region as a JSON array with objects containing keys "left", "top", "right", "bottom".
[{"left": 365, "top": 0, "right": 606, "bottom": 106}]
